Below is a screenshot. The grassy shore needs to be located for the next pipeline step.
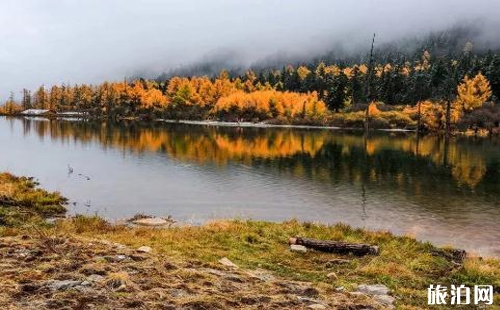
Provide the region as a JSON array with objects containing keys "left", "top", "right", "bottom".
[
  {"left": 0, "top": 173, "right": 66, "bottom": 226},
  {"left": 1, "top": 172, "right": 499, "bottom": 309}
]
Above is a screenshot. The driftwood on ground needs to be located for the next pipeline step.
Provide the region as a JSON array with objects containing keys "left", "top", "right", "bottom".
[
  {"left": 289, "top": 237, "right": 379, "bottom": 256},
  {"left": 431, "top": 248, "right": 467, "bottom": 264}
]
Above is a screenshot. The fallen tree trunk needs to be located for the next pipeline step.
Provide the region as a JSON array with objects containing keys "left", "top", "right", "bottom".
[
  {"left": 431, "top": 248, "right": 467, "bottom": 264},
  {"left": 289, "top": 237, "right": 379, "bottom": 256}
]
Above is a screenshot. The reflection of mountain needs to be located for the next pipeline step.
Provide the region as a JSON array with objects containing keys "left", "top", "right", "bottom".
[{"left": 19, "top": 118, "right": 500, "bottom": 192}]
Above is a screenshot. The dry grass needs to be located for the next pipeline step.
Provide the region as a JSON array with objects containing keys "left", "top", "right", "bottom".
[
  {"left": 40, "top": 217, "right": 500, "bottom": 309},
  {"left": 0, "top": 233, "right": 378, "bottom": 309}
]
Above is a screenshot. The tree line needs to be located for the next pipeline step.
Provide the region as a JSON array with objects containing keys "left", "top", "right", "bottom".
[{"left": 1, "top": 40, "right": 499, "bottom": 133}]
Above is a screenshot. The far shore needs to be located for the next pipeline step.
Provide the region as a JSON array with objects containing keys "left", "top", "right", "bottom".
[
  {"left": 5, "top": 114, "right": 500, "bottom": 137},
  {"left": 1, "top": 114, "right": 418, "bottom": 132},
  {"left": 157, "top": 119, "right": 418, "bottom": 132}
]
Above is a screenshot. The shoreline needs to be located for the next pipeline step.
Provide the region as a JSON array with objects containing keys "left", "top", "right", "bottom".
[
  {"left": 5, "top": 114, "right": 496, "bottom": 136},
  {"left": 1, "top": 172, "right": 500, "bottom": 308},
  {"left": 1, "top": 114, "right": 418, "bottom": 132},
  {"left": 157, "top": 119, "right": 417, "bottom": 132}
]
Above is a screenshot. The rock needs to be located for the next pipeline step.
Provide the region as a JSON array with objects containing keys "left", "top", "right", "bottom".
[
  {"left": 164, "top": 262, "right": 178, "bottom": 270},
  {"left": 240, "top": 296, "right": 272, "bottom": 305},
  {"left": 80, "top": 281, "right": 91, "bottom": 287},
  {"left": 308, "top": 304, "right": 327, "bottom": 310},
  {"left": 219, "top": 257, "right": 238, "bottom": 269},
  {"left": 103, "top": 254, "right": 129, "bottom": 262},
  {"left": 137, "top": 246, "right": 152, "bottom": 253},
  {"left": 15, "top": 249, "right": 30, "bottom": 258},
  {"left": 297, "top": 296, "right": 314, "bottom": 303},
  {"left": 133, "top": 217, "right": 168, "bottom": 226},
  {"left": 20, "top": 283, "right": 40, "bottom": 292},
  {"left": 326, "top": 272, "right": 338, "bottom": 280},
  {"left": 106, "top": 278, "right": 126, "bottom": 290},
  {"left": 44, "top": 218, "right": 57, "bottom": 225},
  {"left": 278, "top": 281, "right": 312, "bottom": 295},
  {"left": 356, "top": 284, "right": 390, "bottom": 296},
  {"left": 246, "top": 269, "right": 275, "bottom": 282},
  {"left": 290, "top": 244, "right": 307, "bottom": 253},
  {"left": 130, "top": 254, "right": 148, "bottom": 261},
  {"left": 81, "top": 267, "right": 107, "bottom": 276},
  {"left": 297, "top": 296, "right": 322, "bottom": 304},
  {"left": 87, "top": 274, "right": 105, "bottom": 283},
  {"left": 203, "top": 268, "right": 227, "bottom": 277},
  {"left": 170, "top": 288, "right": 189, "bottom": 298},
  {"left": 46, "top": 280, "right": 81, "bottom": 291},
  {"left": 224, "top": 275, "right": 245, "bottom": 283},
  {"left": 114, "top": 243, "right": 126, "bottom": 249},
  {"left": 335, "top": 286, "right": 345, "bottom": 292},
  {"left": 302, "top": 287, "right": 319, "bottom": 297},
  {"left": 115, "top": 284, "right": 127, "bottom": 292},
  {"left": 325, "top": 259, "right": 350, "bottom": 267},
  {"left": 375, "top": 295, "right": 395, "bottom": 307}
]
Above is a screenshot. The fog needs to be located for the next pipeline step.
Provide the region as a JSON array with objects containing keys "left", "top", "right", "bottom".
[{"left": 1, "top": 0, "right": 499, "bottom": 99}]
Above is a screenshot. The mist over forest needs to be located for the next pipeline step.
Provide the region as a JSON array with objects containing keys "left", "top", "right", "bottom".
[
  {"left": 3, "top": 0, "right": 500, "bottom": 136},
  {"left": 157, "top": 23, "right": 499, "bottom": 79},
  {"left": 1, "top": 0, "right": 500, "bottom": 99}
]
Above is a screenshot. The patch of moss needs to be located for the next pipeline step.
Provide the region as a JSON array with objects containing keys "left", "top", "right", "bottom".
[{"left": 0, "top": 173, "right": 67, "bottom": 226}]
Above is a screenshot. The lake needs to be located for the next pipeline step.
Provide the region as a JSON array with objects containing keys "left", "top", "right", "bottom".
[{"left": 1, "top": 116, "right": 500, "bottom": 256}]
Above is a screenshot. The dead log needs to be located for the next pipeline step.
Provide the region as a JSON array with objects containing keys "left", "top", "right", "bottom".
[
  {"left": 289, "top": 237, "right": 379, "bottom": 256},
  {"left": 431, "top": 248, "right": 467, "bottom": 265}
]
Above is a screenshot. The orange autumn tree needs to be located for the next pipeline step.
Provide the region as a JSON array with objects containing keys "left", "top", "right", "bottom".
[
  {"left": 130, "top": 80, "right": 169, "bottom": 112},
  {"left": 417, "top": 101, "right": 446, "bottom": 131},
  {"left": 73, "top": 84, "right": 94, "bottom": 110},
  {"left": 403, "top": 100, "right": 448, "bottom": 131},
  {"left": 142, "top": 87, "right": 169, "bottom": 111},
  {"left": 367, "top": 102, "right": 380, "bottom": 117},
  {"left": 456, "top": 72, "right": 492, "bottom": 113},
  {"left": 0, "top": 93, "right": 22, "bottom": 114},
  {"left": 214, "top": 90, "right": 327, "bottom": 122},
  {"left": 166, "top": 77, "right": 197, "bottom": 105},
  {"left": 164, "top": 72, "right": 240, "bottom": 119},
  {"left": 297, "top": 66, "right": 312, "bottom": 80}
]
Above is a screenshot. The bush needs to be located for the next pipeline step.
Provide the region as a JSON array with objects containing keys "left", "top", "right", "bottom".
[
  {"left": 458, "top": 102, "right": 500, "bottom": 133},
  {"left": 378, "top": 111, "right": 416, "bottom": 129},
  {"left": 327, "top": 111, "right": 365, "bottom": 128},
  {"left": 327, "top": 109, "right": 415, "bottom": 129}
]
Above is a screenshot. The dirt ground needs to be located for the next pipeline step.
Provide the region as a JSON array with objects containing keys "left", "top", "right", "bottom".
[{"left": 0, "top": 234, "right": 383, "bottom": 310}]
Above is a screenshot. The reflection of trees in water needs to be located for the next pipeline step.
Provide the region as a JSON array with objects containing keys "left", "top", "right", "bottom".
[
  {"left": 260, "top": 141, "right": 500, "bottom": 218},
  {"left": 19, "top": 118, "right": 500, "bottom": 190},
  {"left": 21, "top": 119, "right": 327, "bottom": 166},
  {"left": 326, "top": 133, "right": 494, "bottom": 190}
]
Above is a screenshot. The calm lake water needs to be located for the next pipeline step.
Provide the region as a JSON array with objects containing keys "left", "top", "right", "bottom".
[{"left": 1, "top": 116, "right": 500, "bottom": 256}]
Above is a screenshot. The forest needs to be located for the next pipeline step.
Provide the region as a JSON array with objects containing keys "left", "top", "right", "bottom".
[{"left": 2, "top": 29, "right": 500, "bottom": 134}]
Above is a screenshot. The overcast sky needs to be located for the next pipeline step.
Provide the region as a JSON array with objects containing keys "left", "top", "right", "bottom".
[{"left": 0, "top": 0, "right": 499, "bottom": 99}]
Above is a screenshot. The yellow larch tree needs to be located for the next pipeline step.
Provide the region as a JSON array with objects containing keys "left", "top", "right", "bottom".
[
  {"left": 456, "top": 72, "right": 492, "bottom": 112},
  {"left": 297, "top": 66, "right": 312, "bottom": 81}
]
